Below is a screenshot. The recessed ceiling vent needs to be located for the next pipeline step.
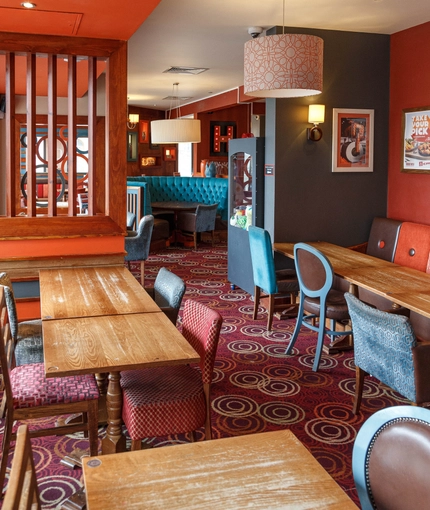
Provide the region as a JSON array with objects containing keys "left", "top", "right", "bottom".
[
  {"left": 163, "top": 66, "right": 209, "bottom": 75},
  {"left": 162, "top": 95, "right": 193, "bottom": 101}
]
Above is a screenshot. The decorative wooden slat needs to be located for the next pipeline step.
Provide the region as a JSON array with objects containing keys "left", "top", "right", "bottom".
[
  {"left": 47, "top": 54, "right": 58, "bottom": 217},
  {"left": 87, "top": 57, "right": 97, "bottom": 216},
  {"left": 26, "top": 53, "right": 37, "bottom": 217},
  {"left": 67, "top": 55, "right": 77, "bottom": 217},
  {"left": 5, "top": 52, "right": 16, "bottom": 217}
]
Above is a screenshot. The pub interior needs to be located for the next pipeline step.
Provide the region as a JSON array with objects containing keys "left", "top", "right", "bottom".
[{"left": 1, "top": 0, "right": 430, "bottom": 508}]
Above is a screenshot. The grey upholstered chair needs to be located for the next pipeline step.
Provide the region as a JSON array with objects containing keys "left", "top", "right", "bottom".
[
  {"left": 0, "top": 272, "right": 43, "bottom": 367},
  {"left": 353, "top": 406, "right": 430, "bottom": 510},
  {"left": 345, "top": 292, "right": 430, "bottom": 414},
  {"left": 176, "top": 203, "right": 218, "bottom": 250},
  {"left": 145, "top": 267, "right": 186, "bottom": 325},
  {"left": 126, "top": 211, "right": 136, "bottom": 231},
  {"left": 125, "top": 215, "right": 154, "bottom": 286}
]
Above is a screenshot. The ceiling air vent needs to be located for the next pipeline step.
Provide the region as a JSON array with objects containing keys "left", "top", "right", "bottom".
[{"left": 163, "top": 66, "right": 209, "bottom": 75}]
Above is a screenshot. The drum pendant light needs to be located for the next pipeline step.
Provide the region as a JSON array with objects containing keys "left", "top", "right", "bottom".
[{"left": 244, "top": 0, "right": 323, "bottom": 98}]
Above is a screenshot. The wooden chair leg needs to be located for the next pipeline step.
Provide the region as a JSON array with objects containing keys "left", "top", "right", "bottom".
[
  {"left": 190, "top": 431, "right": 198, "bottom": 442},
  {"left": 131, "top": 439, "right": 142, "bottom": 451},
  {"left": 140, "top": 260, "right": 145, "bottom": 286},
  {"left": 353, "top": 365, "right": 367, "bottom": 414},
  {"left": 211, "top": 230, "right": 214, "bottom": 247},
  {"left": 204, "top": 383, "right": 212, "bottom": 440},
  {"left": 193, "top": 232, "right": 197, "bottom": 250},
  {"left": 267, "top": 294, "right": 275, "bottom": 331},
  {"left": 253, "top": 286, "right": 261, "bottom": 320},
  {"left": 127, "top": 261, "right": 131, "bottom": 271}
]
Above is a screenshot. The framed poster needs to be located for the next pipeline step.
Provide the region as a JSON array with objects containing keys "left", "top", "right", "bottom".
[
  {"left": 332, "top": 109, "right": 374, "bottom": 172},
  {"left": 402, "top": 106, "right": 430, "bottom": 173}
]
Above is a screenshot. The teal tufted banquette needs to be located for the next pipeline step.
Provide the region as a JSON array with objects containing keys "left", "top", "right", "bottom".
[{"left": 127, "top": 176, "right": 228, "bottom": 221}]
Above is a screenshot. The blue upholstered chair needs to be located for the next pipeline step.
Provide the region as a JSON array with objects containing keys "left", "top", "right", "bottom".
[
  {"left": 285, "top": 243, "right": 352, "bottom": 371},
  {"left": 353, "top": 406, "right": 430, "bottom": 510},
  {"left": 248, "top": 226, "right": 299, "bottom": 331},
  {"left": 176, "top": 203, "right": 218, "bottom": 250},
  {"left": 345, "top": 292, "right": 430, "bottom": 414},
  {"left": 145, "top": 267, "right": 186, "bottom": 325},
  {"left": 125, "top": 215, "right": 154, "bottom": 286},
  {"left": 0, "top": 272, "right": 43, "bottom": 367}
]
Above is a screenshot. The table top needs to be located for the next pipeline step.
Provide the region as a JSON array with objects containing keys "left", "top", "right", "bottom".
[
  {"left": 151, "top": 201, "right": 201, "bottom": 211},
  {"left": 274, "top": 241, "right": 430, "bottom": 318},
  {"left": 82, "top": 429, "right": 358, "bottom": 510},
  {"left": 39, "top": 266, "right": 160, "bottom": 320},
  {"left": 43, "top": 312, "right": 200, "bottom": 377}
]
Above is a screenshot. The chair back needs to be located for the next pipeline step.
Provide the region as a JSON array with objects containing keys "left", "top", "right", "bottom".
[
  {"left": 124, "top": 214, "right": 154, "bottom": 262},
  {"left": 248, "top": 226, "right": 278, "bottom": 295},
  {"left": 126, "top": 211, "right": 136, "bottom": 230},
  {"left": 345, "top": 292, "right": 417, "bottom": 402},
  {"left": 353, "top": 406, "right": 430, "bottom": 510},
  {"left": 2, "top": 424, "right": 41, "bottom": 509},
  {"left": 195, "top": 203, "right": 218, "bottom": 233},
  {"left": 153, "top": 268, "right": 186, "bottom": 324},
  {"left": 0, "top": 272, "right": 18, "bottom": 340},
  {"left": 181, "top": 299, "right": 222, "bottom": 384},
  {"left": 294, "top": 243, "right": 333, "bottom": 299}
]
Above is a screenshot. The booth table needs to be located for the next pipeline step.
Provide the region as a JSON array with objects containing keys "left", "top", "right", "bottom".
[
  {"left": 83, "top": 429, "right": 358, "bottom": 509},
  {"left": 40, "top": 267, "right": 199, "bottom": 454}
]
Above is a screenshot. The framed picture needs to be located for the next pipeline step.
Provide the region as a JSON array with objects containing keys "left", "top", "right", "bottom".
[
  {"left": 402, "top": 106, "right": 430, "bottom": 173},
  {"left": 139, "top": 120, "right": 149, "bottom": 143},
  {"left": 163, "top": 147, "right": 176, "bottom": 161},
  {"left": 127, "top": 132, "right": 138, "bottom": 162},
  {"left": 332, "top": 109, "right": 374, "bottom": 172}
]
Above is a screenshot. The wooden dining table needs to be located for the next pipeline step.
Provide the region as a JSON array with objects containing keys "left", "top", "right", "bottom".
[
  {"left": 274, "top": 241, "right": 430, "bottom": 317},
  {"left": 82, "top": 429, "right": 358, "bottom": 509},
  {"left": 40, "top": 266, "right": 200, "bottom": 454}
]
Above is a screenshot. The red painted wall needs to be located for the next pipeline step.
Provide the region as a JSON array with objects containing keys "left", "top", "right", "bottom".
[{"left": 388, "top": 21, "right": 430, "bottom": 224}]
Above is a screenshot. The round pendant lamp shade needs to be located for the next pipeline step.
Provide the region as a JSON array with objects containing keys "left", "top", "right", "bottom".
[
  {"left": 244, "top": 34, "right": 324, "bottom": 98},
  {"left": 151, "top": 118, "right": 201, "bottom": 144}
]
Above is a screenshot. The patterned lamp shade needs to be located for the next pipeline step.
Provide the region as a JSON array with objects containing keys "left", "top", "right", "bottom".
[
  {"left": 244, "top": 34, "right": 324, "bottom": 98},
  {"left": 151, "top": 119, "right": 201, "bottom": 144}
]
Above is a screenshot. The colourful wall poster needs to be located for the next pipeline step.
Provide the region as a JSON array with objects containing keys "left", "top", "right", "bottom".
[{"left": 402, "top": 107, "right": 430, "bottom": 173}]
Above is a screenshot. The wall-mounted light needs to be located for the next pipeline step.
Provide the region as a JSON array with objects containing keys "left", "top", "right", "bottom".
[
  {"left": 21, "top": 2, "right": 36, "bottom": 8},
  {"left": 127, "top": 113, "right": 139, "bottom": 130},
  {"left": 307, "top": 104, "right": 325, "bottom": 142}
]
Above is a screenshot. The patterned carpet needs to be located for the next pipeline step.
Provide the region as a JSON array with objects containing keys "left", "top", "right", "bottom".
[{"left": 1, "top": 241, "right": 407, "bottom": 508}]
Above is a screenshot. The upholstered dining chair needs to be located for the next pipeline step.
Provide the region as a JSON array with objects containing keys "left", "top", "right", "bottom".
[
  {"left": 353, "top": 406, "right": 430, "bottom": 510},
  {"left": 121, "top": 299, "right": 223, "bottom": 450},
  {"left": 144, "top": 267, "right": 186, "bottom": 325},
  {"left": 344, "top": 292, "right": 430, "bottom": 414},
  {"left": 0, "top": 272, "right": 43, "bottom": 367},
  {"left": 125, "top": 214, "right": 154, "bottom": 286},
  {"left": 0, "top": 293, "right": 100, "bottom": 490},
  {"left": 248, "top": 226, "right": 300, "bottom": 331},
  {"left": 285, "top": 242, "right": 352, "bottom": 372},
  {"left": 2, "top": 424, "right": 41, "bottom": 509},
  {"left": 176, "top": 203, "right": 218, "bottom": 250}
]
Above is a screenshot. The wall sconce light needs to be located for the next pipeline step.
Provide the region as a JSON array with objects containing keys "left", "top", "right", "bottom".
[
  {"left": 127, "top": 113, "right": 139, "bottom": 130},
  {"left": 307, "top": 104, "right": 325, "bottom": 141}
]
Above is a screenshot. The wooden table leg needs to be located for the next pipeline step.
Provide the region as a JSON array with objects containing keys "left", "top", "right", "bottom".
[{"left": 102, "top": 371, "right": 126, "bottom": 454}]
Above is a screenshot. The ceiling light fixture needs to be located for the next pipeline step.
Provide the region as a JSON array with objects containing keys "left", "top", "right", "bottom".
[
  {"left": 21, "top": 2, "right": 36, "bottom": 8},
  {"left": 151, "top": 83, "right": 201, "bottom": 144},
  {"left": 243, "top": 0, "right": 323, "bottom": 98}
]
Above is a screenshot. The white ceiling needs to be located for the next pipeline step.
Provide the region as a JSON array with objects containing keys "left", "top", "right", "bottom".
[{"left": 127, "top": 0, "right": 430, "bottom": 111}]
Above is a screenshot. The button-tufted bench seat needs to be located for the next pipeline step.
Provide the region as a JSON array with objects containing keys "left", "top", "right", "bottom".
[{"left": 127, "top": 176, "right": 228, "bottom": 221}]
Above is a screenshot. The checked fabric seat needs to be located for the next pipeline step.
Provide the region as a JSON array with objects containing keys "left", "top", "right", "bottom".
[
  {"left": 0, "top": 289, "right": 100, "bottom": 491},
  {"left": 121, "top": 299, "right": 223, "bottom": 450}
]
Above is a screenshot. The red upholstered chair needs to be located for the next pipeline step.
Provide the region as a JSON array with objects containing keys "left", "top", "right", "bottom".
[
  {"left": 121, "top": 299, "right": 223, "bottom": 450},
  {"left": 0, "top": 290, "right": 100, "bottom": 490}
]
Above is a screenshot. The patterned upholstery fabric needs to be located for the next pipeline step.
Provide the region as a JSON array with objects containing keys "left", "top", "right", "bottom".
[
  {"left": 149, "top": 267, "right": 186, "bottom": 325},
  {"left": 0, "top": 273, "right": 44, "bottom": 366},
  {"left": 345, "top": 293, "right": 417, "bottom": 402},
  {"left": 121, "top": 299, "right": 222, "bottom": 441},
  {"left": 177, "top": 204, "right": 218, "bottom": 236},
  {"left": 124, "top": 215, "right": 154, "bottom": 262},
  {"left": 10, "top": 363, "right": 100, "bottom": 408}
]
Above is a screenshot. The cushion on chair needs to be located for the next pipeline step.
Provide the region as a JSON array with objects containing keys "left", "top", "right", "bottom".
[
  {"left": 276, "top": 269, "right": 300, "bottom": 293},
  {"left": 15, "top": 320, "right": 44, "bottom": 366},
  {"left": 394, "top": 222, "right": 430, "bottom": 271},
  {"left": 304, "top": 289, "right": 350, "bottom": 321},
  {"left": 121, "top": 365, "right": 206, "bottom": 439},
  {"left": 10, "top": 363, "right": 99, "bottom": 408}
]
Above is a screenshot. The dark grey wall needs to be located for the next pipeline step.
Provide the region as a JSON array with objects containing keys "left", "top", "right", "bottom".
[{"left": 264, "top": 26, "right": 390, "bottom": 249}]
